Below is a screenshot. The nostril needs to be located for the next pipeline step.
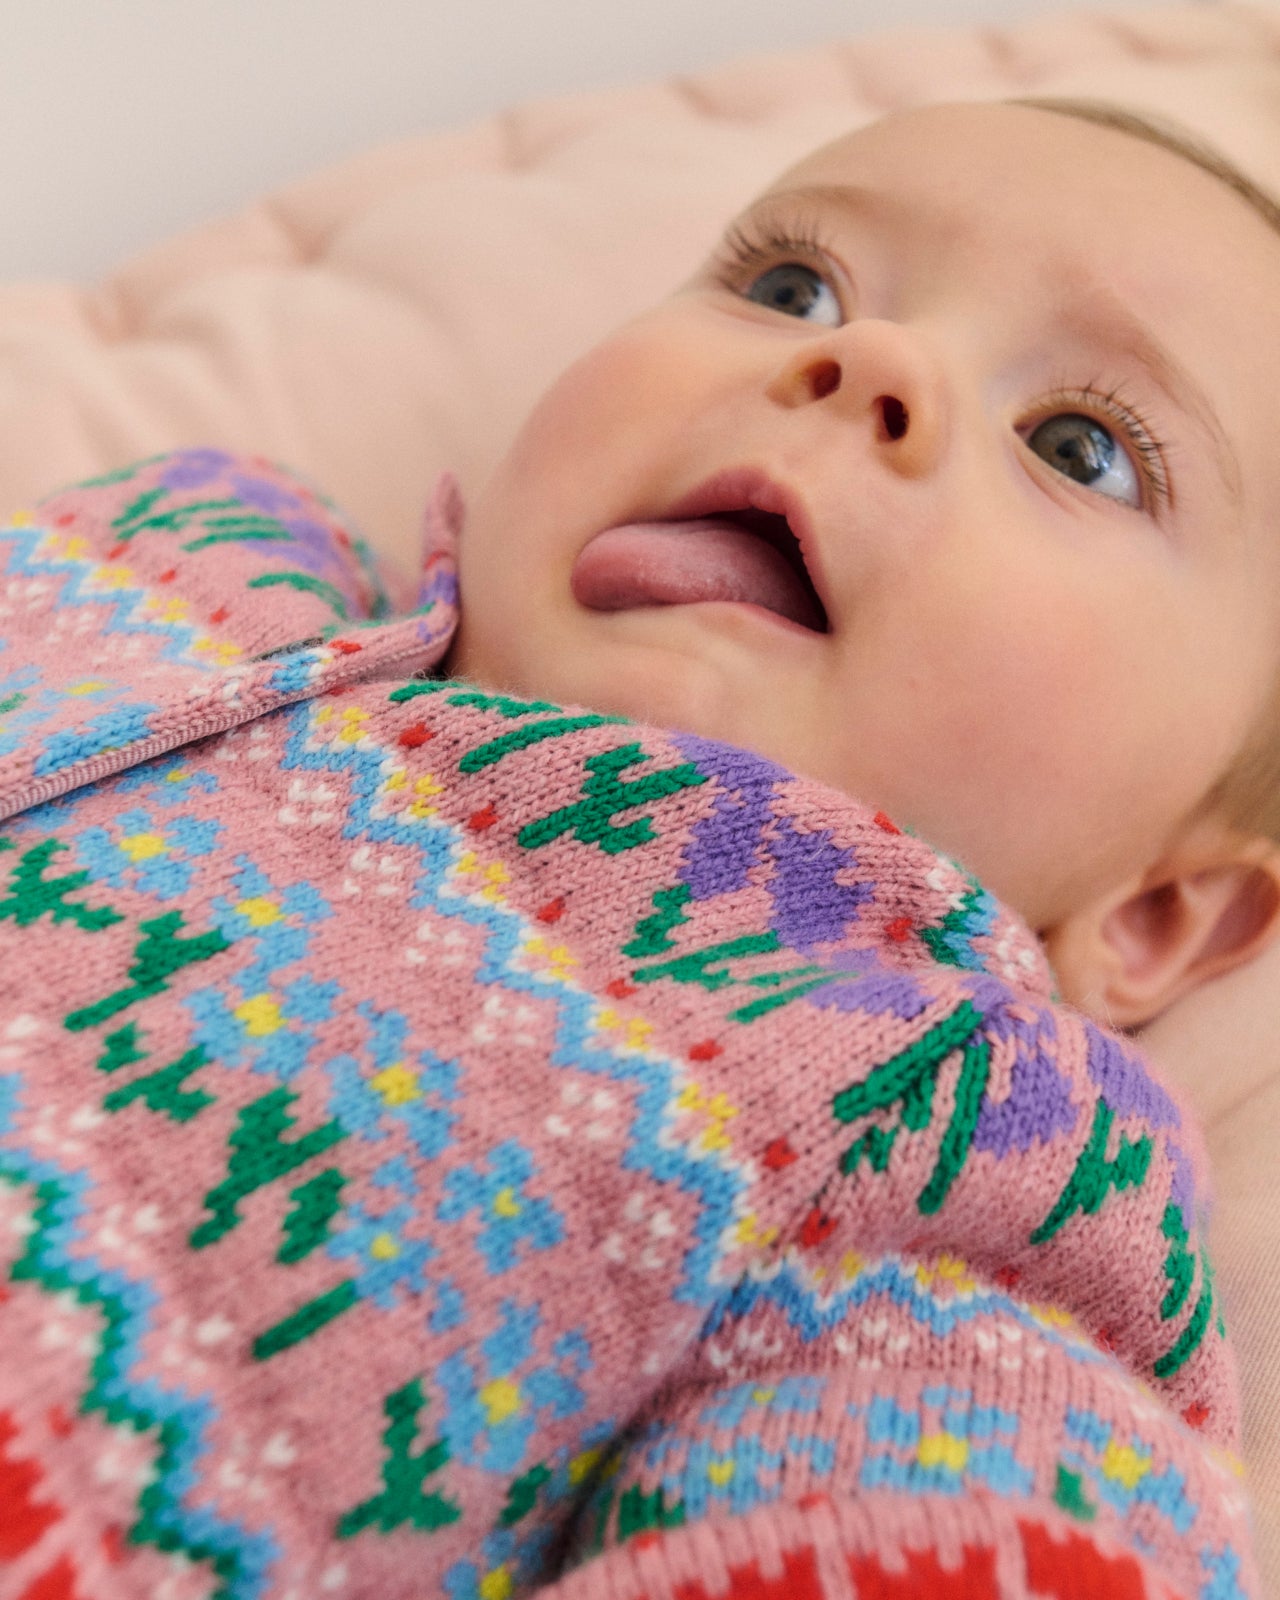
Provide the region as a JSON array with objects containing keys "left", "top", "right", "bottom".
[
  {"left": 810, "top": 359, "right": 841, "bottom": 400},
  {"left": 878, "top": 396, "right": 909, "bottom": 441}
]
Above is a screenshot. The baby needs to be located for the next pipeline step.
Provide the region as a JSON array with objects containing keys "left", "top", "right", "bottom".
[
  {"left": 0, "top": 99, "right": 1274, "bottom": 1600},
  {"left": 447, "top": 96, "right": 1280, "bottom": 1033}
]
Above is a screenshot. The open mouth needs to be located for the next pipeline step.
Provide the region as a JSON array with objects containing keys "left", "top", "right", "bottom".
[
  {"left": 714, "top": 506, "right": 829, "bottom": 633},
  {"left": 571, "top": 490, "right": 830, "bottom": 635}
]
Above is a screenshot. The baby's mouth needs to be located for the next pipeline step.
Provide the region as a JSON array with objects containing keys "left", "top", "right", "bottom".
[{"left": 570, "top": 506, "right": 829, "bottom": 633}]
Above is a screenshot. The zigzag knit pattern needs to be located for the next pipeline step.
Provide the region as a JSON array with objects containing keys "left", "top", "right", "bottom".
[{"left": 0, "top": 454, "right": 1260, "bottom": 1600}]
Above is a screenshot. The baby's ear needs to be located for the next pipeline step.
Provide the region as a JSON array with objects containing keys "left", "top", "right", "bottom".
[{"left": 1042, "top": 825, "right": 1280, "bottom": 1029}]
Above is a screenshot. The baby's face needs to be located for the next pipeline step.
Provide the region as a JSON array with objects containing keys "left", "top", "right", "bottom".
[{"left": 450, "top": 102, "right": 1280, "bottom": 931}]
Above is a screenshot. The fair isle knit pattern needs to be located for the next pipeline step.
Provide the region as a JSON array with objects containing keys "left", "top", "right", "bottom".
[{"left": 0, "top": 453, "right": 1259, "bottom": 1600}]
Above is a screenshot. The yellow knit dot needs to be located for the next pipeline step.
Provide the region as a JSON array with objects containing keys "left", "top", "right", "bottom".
[
  {"left": 568, "top": 1447, "right": 602, "bottom": 1486},
  {"left": 369, "top": 1232, "right": 400, "bottom": 1261},
  {"left": 66, "top": 679, "right": 109, "bottom": 696},
  {"left": 918, "top": 1433, "right": 968, "bottom": 1472},
  {"left": 707, "top": 1459, "right": 734, "bottom": 1486},
  {"left": 480, "top": 1378, "right": 522, "bottom": 1426},
  {"left": 119, "top": 832, "right": 167, "bottom": 862},
  {"left": 478, "top": 1568, "right": 513, "bottom": 1600},
  {"left": 492, "top": 1188, "right": 521, "bottom": 1219},
  {"left": 236, "top": 897, "right": 282, "bottom": 928},
  {"left": 1101, "top": 1441, "right": 1151, "bottom": 1490},
  {"left": 235, "top": 995, "right": 283, "bottom": 1036},
  {"left": 338, "top": 707, "right": 369, "bottom": 744},
  {"left": 370, "top": 1064, "right": 420, "bottom": 1107}
]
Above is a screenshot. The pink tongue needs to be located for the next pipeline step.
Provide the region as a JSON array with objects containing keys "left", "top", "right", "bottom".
[{"left": 571, "top": 518, "right": 822, "bottom": 629}]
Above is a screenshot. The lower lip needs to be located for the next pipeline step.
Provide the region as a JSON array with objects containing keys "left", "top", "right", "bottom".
[{"left": 586, "top": 595, "right": 827, "bottom": 645}]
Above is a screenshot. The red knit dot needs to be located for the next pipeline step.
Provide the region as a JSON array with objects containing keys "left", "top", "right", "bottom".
[
  {"left": 330, "top": 639, "right": 363, "bottom": 655},
  {"left": 157, "top": 568, "right": 177, "bottom": 584},
  {"left": 605, "top": 978, "right": 635, "bottom": 998},
  {"left": 799, "top": 1207, "right": 836, "bottom": 1248},
  {"left": 539, "top": 898, "right": 569, "bottom": 925},
  {"left": 101, "top": 1524, "right": 128, "bottom": 1565},
  {"left": 209, "top": 606, "right": 231, "bottom": 625},
  {"left": 688, "top": 1039, "right": 722, "bottom": 1061},
  {"left": 398, "top": 723, "right": 433, "bottom": 748},
  {"left": 45, "top": 1406, "right": 74, "bottom": 1440},
  {"left": 885, "top": 917, "right": 913, "bottom": 942},
  {"left": 1182, "top": 1401, "right": 1211, "bottom": 1430},
  {"left": 467, "top": 802, "right": 498, "bottom": 832},
  {"left": 873, "top": 810, "right": 902, "bottom": 833},
  {"left": 762, "top": 1137, "right": 798, "bottom": 1171}
]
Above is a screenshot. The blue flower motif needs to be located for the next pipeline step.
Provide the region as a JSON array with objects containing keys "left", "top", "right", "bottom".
[
  {"left": 183, "top": 975, "right": 333, "bottom": 1084},
  {"left": 113, "top": 755, "right": 219, "bottom": 808},
  {"left": 699, "top": 1375, "right": 825, "bottom": 1430},
  {"left": 443, "top": 1525, "right": 554, "bottom": 1600},
  {"left": 437, "top": 1140, "right": 563, "bottom": 1275},
  {"left": 325, "top": 1200, "right": 434, "bottom": 1309},
  {"left": 209, "top": 856, "right": 331, "bottom": 989},
  {"left": 73, "top": 807, "right": 221, "bottom": 901},
  {"left": 436, "top": 1299, "right": 588, "bottom": 1474},
  {"left": 325, "top": 1001, "right": 459, "bottom": 1161}
]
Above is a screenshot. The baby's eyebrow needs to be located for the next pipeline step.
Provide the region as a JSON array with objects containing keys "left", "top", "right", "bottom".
[{"left": 1049, "top": 275, "right": 1241, "bottom": 508}]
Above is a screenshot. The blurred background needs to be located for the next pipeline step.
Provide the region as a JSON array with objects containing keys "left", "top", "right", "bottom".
[{"left": 0, "top": 0, "right": 1174, "bottom": 279}]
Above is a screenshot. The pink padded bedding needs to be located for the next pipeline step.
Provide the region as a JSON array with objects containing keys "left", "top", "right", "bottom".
[{"left": 2, "top": 2, "right": 1278, "bottom": 1586}]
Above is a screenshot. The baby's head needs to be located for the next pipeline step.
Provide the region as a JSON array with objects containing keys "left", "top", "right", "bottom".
[{"left": 448, "top": 98, "right": 1280, "bottom": 1026}]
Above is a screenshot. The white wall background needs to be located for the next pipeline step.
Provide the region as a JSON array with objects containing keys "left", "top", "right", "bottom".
[{"left": 0, "top": 0, "right": 1202, "bottom": 281}]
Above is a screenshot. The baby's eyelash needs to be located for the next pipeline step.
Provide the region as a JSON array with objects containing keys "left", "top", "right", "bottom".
[
  {"left": 710, "top": 214, "right": 841, "bottom": 294},
  {"left": 1032, "top": 383, "right": 1173, "bottom": 511}
]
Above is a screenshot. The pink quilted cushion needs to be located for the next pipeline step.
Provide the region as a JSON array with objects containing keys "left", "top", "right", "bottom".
[{"left": 2, "top": 2, "right": 1279, "bottom": 1584}]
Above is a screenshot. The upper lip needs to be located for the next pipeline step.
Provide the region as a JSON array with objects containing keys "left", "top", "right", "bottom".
[{"left": 659, "top": 467, "right": 831, "bottom": 629}]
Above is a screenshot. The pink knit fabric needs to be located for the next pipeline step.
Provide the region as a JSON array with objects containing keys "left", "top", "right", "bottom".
[{"left": 0, "top": 454, "right": 1260, "bottom": 1599}]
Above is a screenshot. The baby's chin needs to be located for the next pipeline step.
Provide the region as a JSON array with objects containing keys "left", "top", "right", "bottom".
[{"left": 465, "top": 615, "right": 798, "bottom": 751}]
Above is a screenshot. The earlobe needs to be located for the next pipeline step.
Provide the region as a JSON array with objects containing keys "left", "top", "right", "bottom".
[{"left": 1043, "top": 839, "right": 1280, "bottom": 1030}]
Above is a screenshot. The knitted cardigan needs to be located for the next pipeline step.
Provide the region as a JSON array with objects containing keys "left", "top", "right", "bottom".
[{"left": 0, "top": 453, "right": 1260, "bottom": 1600}]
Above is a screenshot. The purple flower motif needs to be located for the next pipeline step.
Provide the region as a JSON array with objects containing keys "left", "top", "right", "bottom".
[
  {"left": 963, "top": 977, "right": 1079, "bottom": 1156},
  {"left": 1085, "top": 1026, "right": 1181, "bottom": 1130},
  {"left": 767, "top": 814, "right": 871, "bottom": 951},
  {"left": 228, "top": 472, "right": 305, "bottom": 516},
  {"left": 671, "top": 733, "right": 788, "bottom": 899},
  {"left": 158, "top": 448, "right": 233, "bottom": 490}
]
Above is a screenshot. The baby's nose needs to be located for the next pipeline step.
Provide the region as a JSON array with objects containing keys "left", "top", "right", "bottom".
[{"left": 767, "top": 320, "right": 945, "bottom": 477}]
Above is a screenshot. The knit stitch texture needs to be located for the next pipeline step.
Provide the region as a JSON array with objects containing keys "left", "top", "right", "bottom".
[{"left": 0, "top": 453, "right": 1260, "bottom": 1600}]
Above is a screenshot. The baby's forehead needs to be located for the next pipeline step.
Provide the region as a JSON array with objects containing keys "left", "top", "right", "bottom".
[{"left": 769, "top": 98, "right": 1280, "bottom": 241}]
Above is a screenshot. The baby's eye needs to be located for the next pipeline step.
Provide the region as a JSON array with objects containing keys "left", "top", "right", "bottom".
[
  {"left": 743, "top": 263, "right": 842, "bottom": 327},
  {"left": 1024, "top": 412, "right": 1140, "bottom": 507}
]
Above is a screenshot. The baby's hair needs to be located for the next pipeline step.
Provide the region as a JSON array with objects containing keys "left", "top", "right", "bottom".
[{"left": 1014, "top": 95, "right": 1280, "bottom": 847}]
